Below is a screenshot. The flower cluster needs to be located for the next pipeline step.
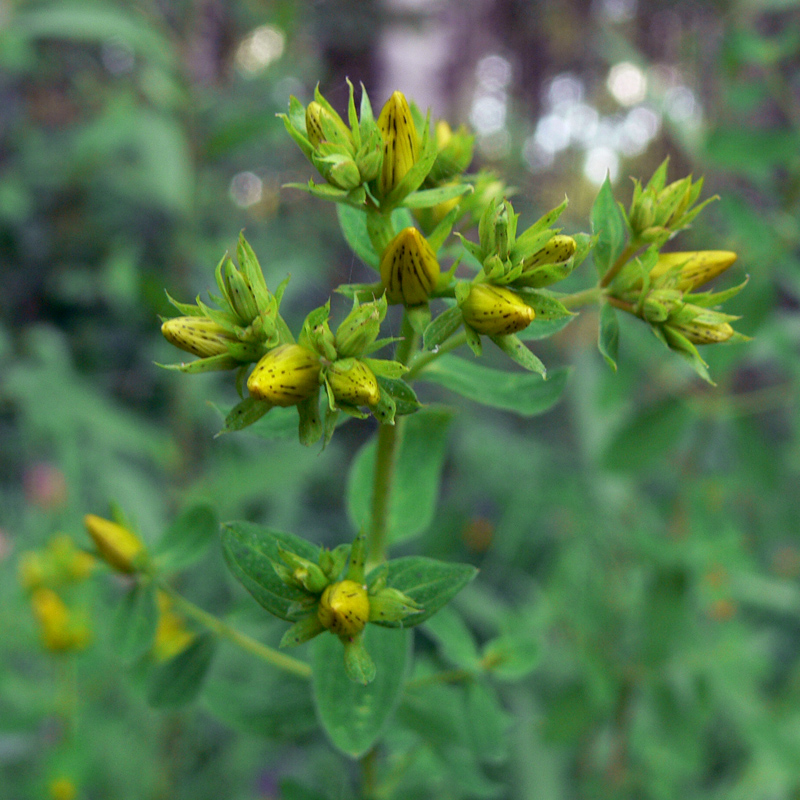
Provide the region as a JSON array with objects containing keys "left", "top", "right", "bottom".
[{"left": 269, "top": 533, "right": 421, "bottom": 684}]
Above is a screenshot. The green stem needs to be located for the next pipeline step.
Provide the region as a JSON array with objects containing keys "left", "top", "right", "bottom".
[
  {"left": 404, "top": 330, "right": 467, "bottom": 382},
  {"left": 367, "top": 313, "right": 419, "bottom": 567},
  {"left": 560, "top": 286, "right": 603, "bottom": 310},
  {"left": 159, "top": 583, "right": 312, "bottom": 680},
  {"left": 404, "top": 667, "right": 474, "bottom": 690},
  {"left": 600, "top": 241, "right": 641, "bottom": 288}
]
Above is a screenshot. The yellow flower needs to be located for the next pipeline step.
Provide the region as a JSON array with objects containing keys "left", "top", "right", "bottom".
[
  {"left": 327, "top": 360, "right": 381, "bottom": 407},
  {"left": 247, "top": 344, "right": 322, "bottom": 406},
  {"left": 649, "top": 251, "right": 737, "bottom": 291},
  {"left": 461, "top": 284, "right": 535, "bottom": 335},
  {"left": 377, "top": 91, "right": 419, "bottom": 196},
  {"left": 379, "top": 227, "right": 440, "bottom": 306},
  {"left": 160, "top": 317, "right": 237, "bottom": 359},
  {"left": 317, "top": 580, "right": 370, "bottom": 637},
  {"left": 84, "top": 514, "right": 146, "bottom": 573}
]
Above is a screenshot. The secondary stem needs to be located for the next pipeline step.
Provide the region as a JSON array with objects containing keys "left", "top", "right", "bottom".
[
  {"left": 600, "top": 241, "right": 641, "bottom": 288},
  {"left": 366, "top": 312, "right": 419, "bottom": 567},
  {"left": 160, "top": 583, "right": 312, "bottom": 680}
]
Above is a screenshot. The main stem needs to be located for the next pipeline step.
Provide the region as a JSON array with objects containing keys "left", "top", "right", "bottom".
[
  {"left": 367, "top": 312, "right": 419, "bottom": 567},
  {"left": 160, "top": 583, "right": 312, "bottom": 680}
]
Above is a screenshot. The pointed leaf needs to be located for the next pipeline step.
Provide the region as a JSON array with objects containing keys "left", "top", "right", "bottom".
[
  {"left": 418, "top": 356, "right": 569, "bottom": 416},
  {"left": 591, "top": 175, "right": 627, "bottom": 276},
  {"left": 312, "top": 626, "right": 411, "bottom": 757},
  {"left": 598, "top": 302, "right": 619, "bottom": 371}
]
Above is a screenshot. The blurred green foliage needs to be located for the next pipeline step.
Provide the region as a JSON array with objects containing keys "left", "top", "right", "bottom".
[{"left": 3, "top": 1, "right": 800, "bottom": 799}]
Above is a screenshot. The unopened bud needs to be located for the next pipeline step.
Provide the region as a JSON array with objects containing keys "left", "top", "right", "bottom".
[
  {"left": 84, "top": 514, "right": 146, "bottom": 573},
  {"left": 153, "top": 591, "right": 194, "bottom": 662},
  {"left": 161, "top": 317, "right": 236, "bottom": 359},
  {"left": 31, "top": 588, "right": 90, "bottom": 652},
  {"left": 650, "top": 251, "right": 737, "bottom": 291},
  {"left": 335, "top": 296, "right": 386, "bottom": 358},
  {"left": 368, "top": 586, "right": 422, "bottom": 624},
  {"left": 327, "top": 359, "right": 381, "bottom": 407},
  {"left": 305, "top": 101, "right": 353, "bottom": 149},
  {"left": 317, "top": 580, "right": 370, "bottom": 637},
  {"left": 380, "top": 227, "right": 440, "bottom": 306},
  {"left": 247, "top": 344, "right": 322, "bottom": 407},
  {"left": 461, "top": 284, "right": 535, "bottom": 336},
  {"left": 377, "top": 91, "right": 419, "bottom": 196},
  {"left": 521, "top": 235, "right": 577, "bottom": 270},
  {"left": 671, "top": 320, "right": 735, "bottom": 345}
]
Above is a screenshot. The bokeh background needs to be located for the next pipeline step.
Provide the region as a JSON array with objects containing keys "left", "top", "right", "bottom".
[{"left": 3, "top": 0, "right": 800, "bottom": 798}]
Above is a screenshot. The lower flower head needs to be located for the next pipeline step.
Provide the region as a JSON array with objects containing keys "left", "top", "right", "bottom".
[
  {"left": 247, "top": 344, "right": 322, "bottom": 407},
  {"left": 317, "top": 579, "right": 369, "bottom": 637},
  {"left": 327, "top": 360, "right": 381, "bottom": 407}
]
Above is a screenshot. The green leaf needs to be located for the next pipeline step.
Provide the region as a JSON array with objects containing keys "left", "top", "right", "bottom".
[
  {"left": 418, "top": 356, "right": 569, "bottom": 416},
  {"left": 337, "top": 204, "right": 380, "bottom": 269},
  {"left": 221, "top": 522, "right": 320, "bottom": 621},
  {"left": 422, "top": 605, "right": 480, "bottom": 668},
  {"left": 466, "top": 681, "right": 511, "bottom": 765},
  {"left": 598, "top": 302, "right": 620, "bottom": 371},
  {"left": 591, "top": 175, "right": 627, "bottom": 276},
  {"left": 218, "top": 397, "right": 273, "bottom": 434},
  {"left": 401, "top": 183, "right": 473, "bottom": 208},
  {"left": 112, "top": 582, "right": 159, "bottom": 663},
  {"left": 155, "top": 504, "right": 217, "bottom": 572},
  {"left": 347, "top": 407, "right": 454, "bottom": 545},
  {"left": 482, "top": 633, "right": 540, "bottom": 681},
  {"left": 602, "top": 398, "right": 693, "bottom": 472},
  {"left": 312, "top": 626, "right": 411, "bottom": 757},
  {"left": 369, "top": 556, "right": 478, "bottom": 627},
  {"left": 376, "top": 376, "right": 421, "bottom": 416},
  {"left": 516, "top": 316, "right": 574, "bottom": 341},
  {"left": 147, "top": 633, "right": 216, "bottom": 708}
]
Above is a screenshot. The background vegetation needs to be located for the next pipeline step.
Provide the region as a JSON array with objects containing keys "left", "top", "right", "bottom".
[{"left": 2, "top": 0, "right": 800, "bottom": 798}]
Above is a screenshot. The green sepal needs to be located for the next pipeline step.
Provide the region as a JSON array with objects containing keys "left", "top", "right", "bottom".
[
  {"left": 278, "top": 110, "right": 314, "bottom": 160},
  {"left": 686, "top": 276, "right": 749, "bottom": 308},
  {"left": 218, "top": 397, "right": 273, "bottom": 434},
  {"left": 365, "top": 556, "right": 478, "bottom": 628},
  {"left": 283, "top": 180, "right": 366, "bottom": 209},
  {"left": 661, "top": 325, "right": 714, "bottom": 384},
  {"left": 336, "top": 281, "right": 385, "bottom": 299},
  {"left": 376, "top": 376, "right": 421, "bottom": 416},
  {"left": 280, "top": 615, "right": 325, "bottom": 648},
  {"left": 345, "top": 531, "right": 367, "bottom": 584},
  {"left": 464, "top": 323, "right": 483, "bottom": 356},
  {"left": 510, "top": 196, "right": 569, "bottom": 259},
  {"left": 372, "top": 391, "right": 397, "bottom": 426},
  {"left": 320, "top": 544, "right": 351, "bottom": 582},
  {"left": 423, "top": 304, "right": 463, "bottom": 351},
  {"left": 427, "top": 203, "right": 463, "bottom": 254},
  {"left": 165, "top": 290, "right": 205, "bottom": 317},
  {"left": 322, "top": 404, "right": 340, "bottom": 450},
  {"left": 368, "top": 587, "right": 423, "bottom": 624},
  {"left": 297, "top": 391, "right": 323, "bottom": 447},
  {"left": 156, "top": 353, "right": 240, "bottom": 374},
  {"left": 489, "top": 334, "right": 547, "bottom": 376},
  {"left": 517, "top": 290, "right": 574, "bottom": 320},
  {"left": 362, "top": 358, "right": 407, "bottom": 379},
  {"left": 278, "top": 547, "right": 329, "bottom": 594},
  {"left": 342, "top": 636, "right": 377, "bottom": 685},
  {"left": 513, "top": 260, "right": 575, "bottom": 288},
  {"left": 456, "top": 232, "right": 485, "bottom": 266}
]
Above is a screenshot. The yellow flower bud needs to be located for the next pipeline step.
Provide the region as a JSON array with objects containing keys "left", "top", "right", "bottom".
[
  {"left": 84, "top": 514, "right": 146, "bottom": 573},
  {"left": 153, "top": 591, "right": 195, "bottom": 662},
  {"left": 379, "top": 227, "right": 440, "bottom": 306},
  {"left": 247, "top": 344, "right": 322, "bottom": 407},
  {"left": 327, "top": 360, "right": 381, "bottom": 407},
  {"left": 31, "top": 588, "right": 90, "bottom": 652},
  {"left": 649, "top": 251, "right": 737, "bottom": 291},
  {"left": 461, "top": 284, "right": 535, "bottom": 335},
  {"left": 317, "top": 579, "right": 370, "bottom": 637},
  {"left": 521, "top": 235, "right": 577, "bottom": 269},
  {"left": 377, "top": 91, "right": 419, "bottom": 196},
  {"left": 49, "top": 777, "right": 78, "bottom": 800},
  {"left": 161, "top": 317, "right": 235, "bottom": 358},
  {"left": 305, "top": 101, "right": 353, "bottom": 149},
  {"left": 672, "top": 320, "right": 735, "bottom": 345}
]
